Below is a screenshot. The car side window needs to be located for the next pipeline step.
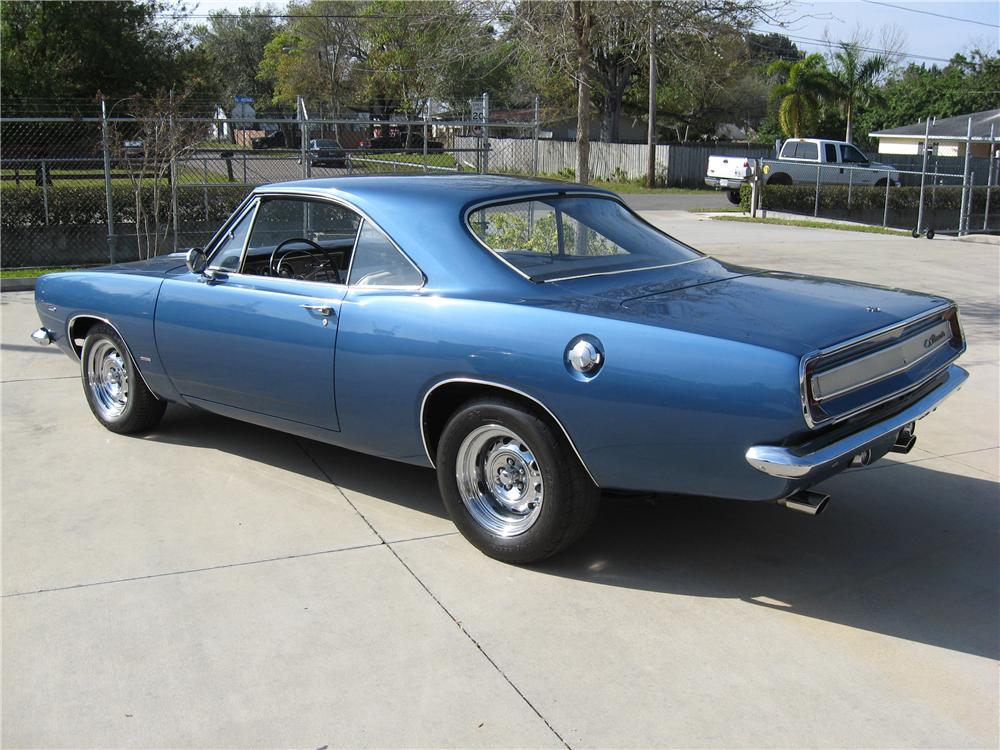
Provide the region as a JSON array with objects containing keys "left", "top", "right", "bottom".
[
  {"left": 840, "top": 144, "right": 868, "bottom": 164},
  {"left": 348, "top": 221, "right": 422, "bottom": 287},
  {"left": 209, "top": 206, "right": 255, "bottom": 271},
  {"left": 824, "top": 143, "right": 837, "bottom": 162},
  {"left": 241, "top": 197, "right": 361, "bottom": 281},
  {"left": 796, "top": 141, "right": 818, "bottom": 160}
]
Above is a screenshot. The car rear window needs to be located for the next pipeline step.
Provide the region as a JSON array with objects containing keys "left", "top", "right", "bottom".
[{"left": 467, "top": 195, "right": 703, "bottom": 282}]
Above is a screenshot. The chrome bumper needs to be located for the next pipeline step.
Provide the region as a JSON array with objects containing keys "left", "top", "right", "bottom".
[
  {"left": 746, "top": 364, "right": 968, "bottom": 480},
  {"left": 31, "top": 327, "right": 53, "bottom": 346}
]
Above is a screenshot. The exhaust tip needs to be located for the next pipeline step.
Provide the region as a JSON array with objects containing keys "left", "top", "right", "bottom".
[
  {"left": 891, "top": 422, "right": 917, "bottom": 454},
  {"left": 778, "top": 489, "right": 830, "bottom": 516},
  {"left": 30, "top": 327, "right": 52, "bottom": 346}
]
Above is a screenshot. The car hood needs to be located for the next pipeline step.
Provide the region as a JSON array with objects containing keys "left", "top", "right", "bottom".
[
  {"left": 549, "top": 259, "right": 950, "bottom": 356},
  {"left": 93, "top": 253, "right": 190, "bottom": 278}
]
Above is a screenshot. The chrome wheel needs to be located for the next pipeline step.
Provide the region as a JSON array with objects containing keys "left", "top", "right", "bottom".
[
  {"left": 86, "top": 339, "right": 129, "bottom": 420},
  {"left": 456, "top": 425, "right": 544, "bottom": 537}
]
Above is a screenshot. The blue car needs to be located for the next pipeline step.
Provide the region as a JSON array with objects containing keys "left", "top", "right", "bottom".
[{"left": 32, "top": 175, "right": 968, "bottom": 562}]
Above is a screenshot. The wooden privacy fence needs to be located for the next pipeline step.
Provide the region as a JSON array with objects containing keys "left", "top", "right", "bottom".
[{"left": 455, "top": 135, "right": 774, "bottom": 186}]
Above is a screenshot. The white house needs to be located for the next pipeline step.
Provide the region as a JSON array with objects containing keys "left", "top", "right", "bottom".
[{"left": 869, "top": 109, "right": 1000, "bottom": 158}]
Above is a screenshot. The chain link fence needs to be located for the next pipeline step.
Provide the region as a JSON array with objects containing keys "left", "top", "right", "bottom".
[
  {"left": 749, "top": 139, "right": 999, "bottom": 237},
  {"left": 1, "top": 105, "right": 537, "bottom": 269}
]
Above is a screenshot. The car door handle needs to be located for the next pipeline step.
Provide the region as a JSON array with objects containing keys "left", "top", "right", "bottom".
[{"left": 301, "top": 304, "right": 335, "bottom": 316}]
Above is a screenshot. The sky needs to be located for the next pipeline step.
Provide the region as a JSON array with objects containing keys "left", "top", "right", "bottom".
[
  {"left": 185, "top": 0, "right": 999, "bottom": 65},
  {"left": 753, "top": 1, "right": 998, "bottom": 63}
]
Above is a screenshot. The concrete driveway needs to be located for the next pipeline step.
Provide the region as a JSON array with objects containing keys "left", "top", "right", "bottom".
[{"left": 2, "top": 211, "right": 997, "bottom": 748}]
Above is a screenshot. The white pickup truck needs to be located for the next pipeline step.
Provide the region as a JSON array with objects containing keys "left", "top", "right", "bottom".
[{"left": 706, "top": 138, "right": 900, "bottom": 203}]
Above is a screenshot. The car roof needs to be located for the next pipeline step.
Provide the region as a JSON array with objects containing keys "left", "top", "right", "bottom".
[{"left": 255, "top": 174, "right": 614, "bottom": 210}]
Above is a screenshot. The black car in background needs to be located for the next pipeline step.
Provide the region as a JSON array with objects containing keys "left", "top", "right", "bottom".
[{"left": 299, "top": 139, "right": 348, "bottom": 168}]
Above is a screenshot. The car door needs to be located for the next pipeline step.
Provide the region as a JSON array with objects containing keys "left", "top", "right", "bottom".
[{"left": 154, "top": 195, "right": 362, "bottom": 432}]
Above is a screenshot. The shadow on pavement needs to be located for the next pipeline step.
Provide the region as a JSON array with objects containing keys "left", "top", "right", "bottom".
[{"left": 147, "top": 404, "right": 999, "bottom": 661}]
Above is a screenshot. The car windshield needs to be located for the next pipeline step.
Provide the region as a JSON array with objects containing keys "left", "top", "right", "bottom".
[
  {"left": 467, "top": 195, "right": 702, "bottom": 282},
  {"left": 312, "top": 140, "right": 339, "bottom": 148}
]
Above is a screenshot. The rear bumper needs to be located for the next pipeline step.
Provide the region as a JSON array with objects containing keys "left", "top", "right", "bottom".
[
  {"left": 704, "top": 176, "right": 745, "bottom": 189},
  {"left": 746, "top": 364, "right": 968, "bottom": 481}
]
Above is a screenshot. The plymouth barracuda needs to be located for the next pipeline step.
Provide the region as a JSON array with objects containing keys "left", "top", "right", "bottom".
[{"left": 31, "top": 175, "right": 968, "bottom": 562}]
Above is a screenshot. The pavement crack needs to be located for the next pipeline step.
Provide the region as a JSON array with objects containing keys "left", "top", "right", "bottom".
[
  {"left": 294, "top": 436, "right": 573, "bottom": 750},
  {"left": 1, "top": 541, "right": 384, "bottom": 598},
  {"left": 2, "top": 375, "right": 79, "bottom": 384}
]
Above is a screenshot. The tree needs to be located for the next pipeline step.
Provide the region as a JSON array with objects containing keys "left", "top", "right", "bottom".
[
  {"left": 827, "top": 41, "right": 888, "bottom": 143},
  {"left": 256, "top": 0, "right": 365, "bottom": 116},
  {"left": 767, "top": 53, "right": 833, "bottom": 138},
  {"left": 0, "top": 1, "right": 207, "bottom": 110},
  {"left": 194, "top": 6, "right": 282, "bottom": 107}
]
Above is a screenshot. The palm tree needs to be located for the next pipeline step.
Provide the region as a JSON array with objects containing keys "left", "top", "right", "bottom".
[
  {"left": 767, "top": 54, "right": 833, "bottom": 138},
  {"left": 828, "top": 41, "right": 888, "bottom": 144}
]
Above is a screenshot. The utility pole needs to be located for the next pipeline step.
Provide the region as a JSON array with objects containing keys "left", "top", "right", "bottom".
[{"left": 646, "top": 1, "right": 657, "bottom": 189}]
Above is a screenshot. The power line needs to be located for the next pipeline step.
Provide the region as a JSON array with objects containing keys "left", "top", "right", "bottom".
[
  {"left": 860, "top": 0, "right": 999, "bottom": 29},
  {"left": 755, "top": 29, "right": 956, "bottom": 63}
]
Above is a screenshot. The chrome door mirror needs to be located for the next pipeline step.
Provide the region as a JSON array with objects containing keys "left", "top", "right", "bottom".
[{"left": 185, "top": 247, "right": 207, "bottom": 274}]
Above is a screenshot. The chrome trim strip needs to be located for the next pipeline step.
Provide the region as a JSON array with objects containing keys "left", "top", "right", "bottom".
[
  {"left": 462, "top": 191, "right": 705, "bottom": 283},
  {"left": 418, "top": 377, "right": 599, "bottom": 487},
  {"left": 66, "top": 314, "right": 161, "bottom": 401},
  {"left": 748, "top": 364, "right": 968, "bottom": 480},
  {"left": 811, "top": 320, "right": 953, "bottom": 403},
  {"left": 544, "top": 256, "right": 711, "bottom": 283},
  {"left": 799, "top": 303, "right": 959, "bottom": 429}
]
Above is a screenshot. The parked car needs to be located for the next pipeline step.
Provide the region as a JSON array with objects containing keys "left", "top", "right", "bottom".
[
  {"left": 360, "top": 131, "right": 445, "bottom": 153},
  {"left": 251, "top": 129, "right": 297, "bottom": 150},
  {"left": 298, "top": 139, "right": 347, "bottom": 168},
  {"left": 31, "top": 175, "right": 967, "bottom": 562},
  {"left": 706, "top": 139, "right": 901, "bottom": 203}
]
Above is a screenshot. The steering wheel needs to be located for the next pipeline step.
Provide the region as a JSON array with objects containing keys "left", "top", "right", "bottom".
[{"left": 269, "top": 237, "right": 340, "bottom": 283}]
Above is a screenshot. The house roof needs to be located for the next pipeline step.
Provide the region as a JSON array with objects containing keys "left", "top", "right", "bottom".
[{"left": 869, "top": 109, "right": 1000, "bottom": 141}]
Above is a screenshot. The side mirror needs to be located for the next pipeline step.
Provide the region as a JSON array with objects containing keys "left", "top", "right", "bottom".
[{"left": 185, "top": 247, "right": 208, "bottom": 274}]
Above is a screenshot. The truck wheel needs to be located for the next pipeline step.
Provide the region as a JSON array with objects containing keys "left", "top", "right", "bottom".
[
  {"left": 436, "top": 396, "right": 600, "bottom": 563},
  {"left": 81, "top": 324, "right": 165, "bottom": 434},
  {"left": 875, "top": 178, "right": 888, "bottom": 187},
  {"left": 767, "top": 173, "right": 792, "bottom": 186},
  {"left": 726, "top": 189, "right": 741, "bottom": 205}
]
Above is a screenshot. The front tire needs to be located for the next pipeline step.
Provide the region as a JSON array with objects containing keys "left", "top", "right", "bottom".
[
  {"left": 436, "top": 396, "right": 600, "bottom": 563},
  {"left": 81, "top": 324, "right": 165, "bottom": 434}
]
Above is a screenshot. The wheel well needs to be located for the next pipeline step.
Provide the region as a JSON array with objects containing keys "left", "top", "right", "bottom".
[
  {"left": 67, "top": 316, "right": 105, "bottom": 356},
  {"left": 421, "top": 381, "right": 558, "bottom": 466},
  {"left": 766, "top": 173, "right": 792, "bottom": 186}
]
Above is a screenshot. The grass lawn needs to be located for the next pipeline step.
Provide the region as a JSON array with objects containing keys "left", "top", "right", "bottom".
[
  {"left": 711, "top": 215, "right": 910, "bottom": 236},
  {"left": 1, "top": 266, "right": 81, "bottom": 278},
  {"left": 687, "top": 206, "right": 743, "bottom": 213},
  {"left": 351, "top": 151, "right": 458, "bottom": 170}
]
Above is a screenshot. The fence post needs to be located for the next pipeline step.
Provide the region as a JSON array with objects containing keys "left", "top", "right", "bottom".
[
  {"left": 958, "top": 116, "right": 973, "bottom": 235},
  {"left": 533, "top": 95, "right": 540, "bottom": 176},
  {"left": 298, "top": 96, "right": 310, "bottom": 179},
  {"left": 203, "top": 157, "right": 209, "bottom": 221},
  {"left": 100, "top": 97, "right": 116, "bottom": 263},
  {"left": 984, "top": 123, "right": 995, "bottom": 232},
  {"left": 169, "top": 90, "right": 179, "bottom": 253},
  {"left": 423, "top": 107, "right": 429, "bottom": 174},
  {"left": 916, "top": 116, "right": 931, "bottom": 235},
  {"left": 813, "top": 164, "right": 820, "bottom": 217},
  {"left": 41, "top": 160, "right": 50, "bottom": 227},
  {"left": 847, "top": 167, "right": 853, "bottom": 208},
  {"left": 882, "top": 177, "right": 890, "bottom": 228},
  {"left": 482, "top": 91, "right": 490, "bottom": 174}
]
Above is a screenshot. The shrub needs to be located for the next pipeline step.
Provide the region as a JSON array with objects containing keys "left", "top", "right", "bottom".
[
  {"left": 1, "top": 183, "right": 252, "bottom": 229},
  {"left": 761, "top": 184, "right": 999, "bottom": 214}
]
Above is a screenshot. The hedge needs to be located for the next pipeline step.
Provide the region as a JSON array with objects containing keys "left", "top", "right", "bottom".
[
  {"left": 758, "top": 185, "right": 999, "bottom": 214},
  {"left": 0, "top": 183, "right": 252, "bottom": 228}
]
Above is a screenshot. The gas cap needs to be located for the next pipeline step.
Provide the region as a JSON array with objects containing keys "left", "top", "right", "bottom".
[{"left": 565, "top": 335, "right": 604, "bottom": 379}]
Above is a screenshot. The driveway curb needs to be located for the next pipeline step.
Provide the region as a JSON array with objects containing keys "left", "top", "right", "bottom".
[{"left": 1, "top": 278, "right": 37, "bottom": 293}]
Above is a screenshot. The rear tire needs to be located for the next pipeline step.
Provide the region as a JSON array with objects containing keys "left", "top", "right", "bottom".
[
  {"left": 726, "top": 189, "right": 741, "bottom": 205},
  {"left": 436, "top": 396, "right": 600, "bottom": 563},
  {"left": 81, "top": 324, "right": 165, "bottom": 434}
]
